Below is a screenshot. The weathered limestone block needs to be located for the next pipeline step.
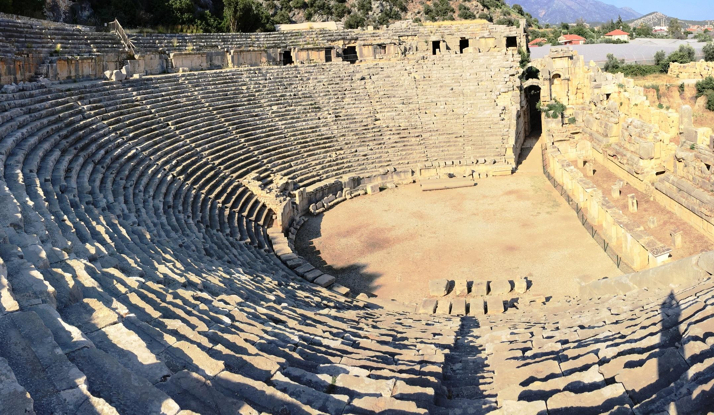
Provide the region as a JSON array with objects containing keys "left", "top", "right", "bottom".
[
  {"left": 435, "top": 300, "right": 451, "bottom": 315},
  {"left": 489, "top": 280, "right": 511, "bottom": 295},
  {"left": 428, "top": 279, "right": 449, "bottom": 297},
  {"left": 469, "top": 298, "right": 485, "bottom": 315},
  {"left": 471, "top": 281, "right": 487, "bottom": 296},
  {"left": 450, "top": 299, "right": 466, "bottom": 316},
  {"left": 417, "top": 299, "right": 437, "bottom": 314},
  {"left": 453, "top": 280, "right": 468, "bottom": 296},
  {"left": 627, "top": 194, "right": 637, "bottom": 213},
  {"left": 485, "top": 297, "right": 504, "bottom": 314}
]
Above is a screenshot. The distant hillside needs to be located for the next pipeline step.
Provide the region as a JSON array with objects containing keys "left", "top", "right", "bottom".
[
  {"left": 628, "top": 11, "right": 713, "bottom": 27},
  {"left": 505, "top": 0, "right": 641, "bottom": 24}
]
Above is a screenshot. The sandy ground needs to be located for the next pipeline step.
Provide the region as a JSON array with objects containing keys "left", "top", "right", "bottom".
[{"left": 296, "top": 139, "right": 623, "bottom": 304}]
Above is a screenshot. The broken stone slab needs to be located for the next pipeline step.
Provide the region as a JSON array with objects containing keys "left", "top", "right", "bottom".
[{"left": 428, "top": 279, "right": 449, "bottom": 297}]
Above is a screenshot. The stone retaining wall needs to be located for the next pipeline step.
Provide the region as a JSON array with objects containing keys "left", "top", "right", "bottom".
[{"left": 669, "top": 61, "right": 714, "bottom": 79}]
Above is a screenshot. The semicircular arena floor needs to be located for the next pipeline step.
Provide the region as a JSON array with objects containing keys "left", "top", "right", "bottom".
[{"left": 296, "top": 141, "right": 623, "bottom": 304}]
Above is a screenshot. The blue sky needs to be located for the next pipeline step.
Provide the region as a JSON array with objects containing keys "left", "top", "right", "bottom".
[{"left": 607, "top": 0, "right": 714, "bottom": 21}]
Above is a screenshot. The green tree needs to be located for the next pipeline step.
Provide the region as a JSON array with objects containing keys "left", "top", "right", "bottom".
[
  {"left": 224, "top": 0, "right": 274, "bottom": 32},
  {"left": 654, "top": 50, "right": 666, "bottom": 66},
  {"left": 704, "top": 42, "right": 714, "bottom": 62},
  {"left": 603, "top": 53, "right": 624, "bottom": 73},
  {"left": 634, "top": 24, "right": 653, "bottom": 38},
  {"left": 669, "top": 18, "right": 683, "bottom": 38},
  {"left": 458, "top": 4, "right": 475, "bottom": 19},
  {"left": 345, "top": 12, "right": 365, "bottom": 28}
]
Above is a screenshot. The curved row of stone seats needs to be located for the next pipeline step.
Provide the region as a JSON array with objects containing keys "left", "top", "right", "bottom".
[
  {"left": 451, "top": 259, "right": 714, "bottom": 414},
  {"left": 0, "top": 82, "right": 468, "bottom": 414},
  {"left": 127, "top": 21, "right": 519, "bottom": 54},
  {"left": 0, "top": 15, "right": 124, "bottom": 57},
  {"left": 118, "top": 54, "right": 517, "bottom": 190}
]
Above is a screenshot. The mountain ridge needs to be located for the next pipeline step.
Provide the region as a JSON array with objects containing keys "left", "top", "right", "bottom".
[{"left": 505, "top": 0, "right": 641, "bottom": 24}]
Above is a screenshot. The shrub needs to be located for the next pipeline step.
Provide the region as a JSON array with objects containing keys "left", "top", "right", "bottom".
[
  {"left": 344, "top": 13, "right": 365, "bottom": 28},
  {"left": 679, "top": 82, "right": 685, "bottom": 94},
  {"left": 537, "top": 99, "right": 566, "bottom": 119},
  {"left": 695, "top": 76, "right": 714, "bottom": 97},
  {"left": 457, "top": 4, "right": 476, "bottom": 19},
  {"left": 603, "top": 53, "right": 623, "bottom": 73},
  {"left": 658, "top": 103, "right": 664, "bottom": 109},
  {"left": 518, "top": 47, "right": 529, "bottom": 69},
  {"left": 568, "top": 117, "right": 576, "bottom": 124},
  {"left": 224, "top": 0, "right": 274, "bottom": 32},
  {"left": 654, "top": 50, "right": 666, "bottom": 66},
  {"left": 704, "top": 42, "right": 714, "bottom": 62}
]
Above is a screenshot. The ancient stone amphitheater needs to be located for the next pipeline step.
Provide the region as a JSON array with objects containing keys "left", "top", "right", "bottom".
[{"left": 1, "top": 13, "right": 714, "bottom": 415}]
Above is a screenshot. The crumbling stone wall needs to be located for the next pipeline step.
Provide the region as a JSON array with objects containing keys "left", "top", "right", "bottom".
[
  {"left": 537, "top": 48, "right": 714, "bottom": 240},
  {"left": 669, "top": 61, "right": 714, "bottom": 79}
]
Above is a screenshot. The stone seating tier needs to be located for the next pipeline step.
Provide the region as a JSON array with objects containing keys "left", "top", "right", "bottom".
[{"left": 1, "top": 48, "right": 712, "bottom": 414}]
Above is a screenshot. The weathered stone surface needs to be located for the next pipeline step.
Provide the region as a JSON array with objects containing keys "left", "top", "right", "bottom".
[
  {"left": 68, "top": 347, "right": 180, "bottom": 415},
  {"left": 0, "top": 357, "right": 35, "bottom": 415},
  {"left": 485, "top": 297, "right": 504, "bottom": 314},
  {"left": 489, "top": 280, "right": 511, "bottom": 295},
  {"left": 499, "top": 400, "right": 548, "bottom": 415},
  {"left": 417, "top": 298, "right": 437, "bottom": 314},
  {"left": 345, "top": 396, "right": 427, "bottom": 414},
  {"left": 157, "top": 370, "right": 257, "bottom": 415},
  {"left": 454, "top": 280, "right": 468, "bottom": 296},
  {"left": 429, "top": 279, "right": 449, "bottom": 297},
  {"left": 471, "top": 281, "right": 488, "bottom": 296},
  {"left": 451, "top": 298, "right": 466, "bottom": 316},
  {"left": 547, "top": 383, "right": 633, "bottom": 415},
  {"left": 160, "top": 341, "right": 225, "bottom": 378},
  {"left": 334, "top": 374, "right": 395, "bottom": 398}
]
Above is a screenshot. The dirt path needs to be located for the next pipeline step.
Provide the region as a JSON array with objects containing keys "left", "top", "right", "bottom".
[{"left": 296, "top": 139, "right": 623, "bottom": 304}]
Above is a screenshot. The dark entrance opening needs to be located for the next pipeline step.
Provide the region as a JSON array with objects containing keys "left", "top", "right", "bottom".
[
  {"left": 282, "top": 50, "right": 293, "bottom": 65},
  {"left": 525, "top": 85, "right": 542, "bottom": 134},
  {"left": 325, "top": 48, "right": 332, "bottom": 63},
  {"left": 432, "top": 41, "right": 441, "bottom": 55},
  {"left": 506, "top": 36, "right": 518, "bottom": 49},
  {"left": 342, "top": 46, "right": 358, "bottom": 63},
  {"left": 459, "top": 38, "right": 469, "bottom": 54}
]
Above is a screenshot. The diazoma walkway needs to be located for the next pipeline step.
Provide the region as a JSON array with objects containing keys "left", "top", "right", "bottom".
[{"left": 0, "top": 13, "right": 713, "bottom": 415}]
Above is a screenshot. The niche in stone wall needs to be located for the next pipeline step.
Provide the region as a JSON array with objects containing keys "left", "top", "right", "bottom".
[
  {"left": 325, "top": 48, "right": 332, "bottom": 63},
  {"left": 282, "top": 50, "right": 293, "bottom": 65},
  {"left": 343, "top": 46, "right": 357, "bottom": 63},
  {"left": 432, "top": 41, "right": 441, "bottom": 55},
  {"left": 506, "top": 36, "right": 518, "bottom": 49},
  {"left": 459, "top": 38, "right": 469, "bottom": 54}
]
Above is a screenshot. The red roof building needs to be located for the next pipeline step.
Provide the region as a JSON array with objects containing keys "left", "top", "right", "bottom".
[
  {"left": 605, "top": 29, "right": 630, "bottom": 41},
  {"left": 558, "top": 34, "right": 586, "bottom": 45},
  {"left": 528, "top": 38, "right": 547, "bottom": 47}
]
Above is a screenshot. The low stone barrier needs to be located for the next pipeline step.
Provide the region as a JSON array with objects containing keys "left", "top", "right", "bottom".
[{"left": 668, "top": 61, "right": 714, "bottom": 79}]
